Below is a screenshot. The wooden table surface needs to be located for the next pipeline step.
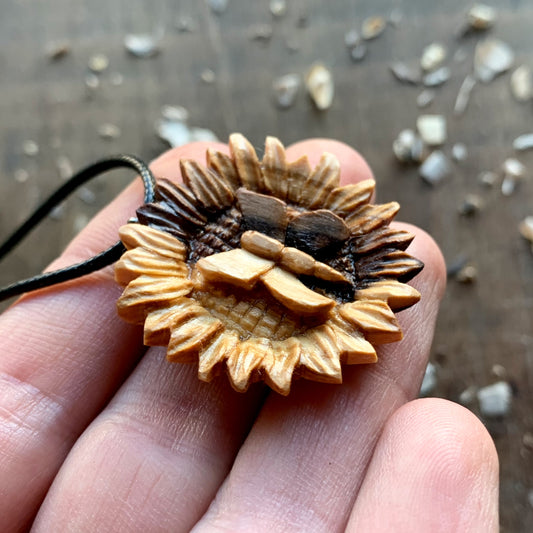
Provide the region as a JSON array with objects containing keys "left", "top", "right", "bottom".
[{"left": 0, "top": 0, "right": 532, "bottom": 530}]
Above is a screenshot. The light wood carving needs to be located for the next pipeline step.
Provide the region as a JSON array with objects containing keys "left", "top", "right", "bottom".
[{"left": 115, "top": 134, "right": 424, "bottom": 395}]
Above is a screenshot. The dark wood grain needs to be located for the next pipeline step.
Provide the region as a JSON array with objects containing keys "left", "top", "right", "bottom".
[{"left": 0, "top": 0, "right": 532, "bottom": 530}]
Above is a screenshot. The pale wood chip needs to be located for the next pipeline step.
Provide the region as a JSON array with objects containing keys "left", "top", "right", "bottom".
[{"left": 196, "top": 248, "right": 275, "bottom": 289}]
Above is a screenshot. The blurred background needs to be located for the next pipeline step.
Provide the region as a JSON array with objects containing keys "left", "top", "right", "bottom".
[{"left": 0, "top": 0, "right": 532, "bottom": 529}]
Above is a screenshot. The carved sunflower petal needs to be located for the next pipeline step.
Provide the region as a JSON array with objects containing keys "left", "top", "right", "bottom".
[
  {"left": 347, "top": 202, "right": 400, "bottom": 235},
  {"left": 196, "top": 249, "right": 275, "bottom": 290},
  {"left": 229, "top": 133, "right": 264, "bottom": 191},
  {"left": 143, "top": 298, "right": 203, "bottom": 345},
  {"left": 328, "top": 311, "right": 377, "bottom": 363},
  {"left": 324, "top": 179, "right": 375, "bottom": 216},
  {"left": 339, "top": 300, "right": 402, "bottom": 344},
  {"left": 117, "top": 275, "right": 194, "bottom": 323},
  {"left": 180, "top": 159, "right": 234, "bottom": 210},
  {"left": 362, "top": 251, "right": 424, "bottom": 282},
  {"left": 356, "top": 280, "right": 421, "bottom": 310},
  {"left": 261, "top": 338, "right": 301, "bottom": 396},
  {"left": 297, "top": 325, "right": 342, "bottom": 383},
  {"left": 119, "top": 224, "right": 187, "bottom": 260},
  {"left": 167, "top": 315, "right": 224, "bottom": 363},
  {"left": 154, "top": 179, "right": 207, "bottom": 226},
  {"left": 115, "top": 248, "right": 188, "bottom": 286},
  {"left": 353, "top": 227, "right": 415, "bottom": 254},
  {"left": 198, "top": 331, "right": 240, "bottom": 382},
  {"left": 206, "top": 148, "right": 240, "bottom": 191},
  {"left": 286, "top": 155, "right": 312, "bottom": 204},
  {"left": 136, "top": 203, "right": 190, "bottom": 241},
  {"left": 226, "top": 338, "right": 269, "bottom": 392},
  {"left": 262, "top": 136, "right": 289, "bottom": 200},
  {"left": 329, "top": 324, "right": 377, "bottom": 364},
  {"left": 261, "top": 267, "right": 336, "bottom": 315},
  {"left": 301, "top": 152, "right": 341, "bottom": 209}
]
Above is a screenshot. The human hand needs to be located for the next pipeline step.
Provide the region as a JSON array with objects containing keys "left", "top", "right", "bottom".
[{"left": 0, "top": 139, "right": 498, "bottom": 532}]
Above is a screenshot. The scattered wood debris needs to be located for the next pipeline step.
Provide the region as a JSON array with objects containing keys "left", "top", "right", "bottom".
[
  {"left": 416, "top": 89, "right": 436, "bottom": 108},
  {"left": 22, "top": 140, "right": 39, "bottom": 157},
  {"left": 305, "top": 63, "right": 334, "bottom": 110},
  {"left": 248, "top": 24, "right": 273, "bottom": 43},
  {"left": 390, "top": 62, "right": 422, "bottom": 84},
  {"left": 269, "top": 0, "right": 287, "bottom": 18},
  {"left": 452, "top": 143, "right": 468, "bottom": 162},
  {"left": 456, "top": 264, "right": 478, "bottom": 284},
  {"left": 466, "top": 3, "right": 497, "bottom": 32},
  {"left": 46, "top": 42, "right": 71, "bottom": 61},
  {"left": 362, "top": 16, "right": 387, "bottom": 40},
  {"left": 478, "top": 170, "right": 498, "bottom": 187},
  {"left": 156, "top": 106, "right": 218, "bottom": 148},
  {"left": 514, "top": 134, "right": 533, "bottom": 151},
  {"left": 420, "top": 42, "right": 447, "bottom": 72},
  {"left": 474, "top": 38, "right": 515, "bottom": 82},
  {"left": 501, "top": 158, "right": 526, "bottom": 196},
  {"left": 77, "top": 186, "right": 96, "bottom": 205},
  {"left": 175, "top": 15, "right": 196, "bottom": 33},
  {"left": 200, "top": 68, "right": 216, "bottom": 84},
  {"left": 124, "top": 34, "right": 160, "bottom": 58},
  {"left": 510, "top": 65, "right": 533, "bottom": 102},
  {"left": 420, "top": 362, "right": 437, "bottom": 396},
  {"left": 417, "top": 115, "right": 447, "bottom": 146},
  {"left": 392, "top": 129, "right": 425, "bottom": 164},
  {"left": 273, "top": 73, "right": 301, "bottom": 109},
  {"left": 207, "top": 0, "right": 228, "bottom": 15},
  {"left": 56, "top": 155, "right": 73, "bottom": 181},
  {"left": 454, "top": 75, "right": 476, "bottom": 115},
  {"left": 477, "top": 381, "right": 512, "bottom": 417},
  {"left": 519, "top": 216, "right": 533, "bottom": 251},
  {"left": 419, "top": 150, "right": 451, "bottom": 185},
  {"left": 88, "top": 53, "right": 109, "bottom": 73},
  {"left": 423, "top": 66, "right": 451, "bottom": 87},
  {"left": 14, "top": 169, "right": 29, "bottom": 183},
  {"left": 97, "top": 123, "right": 121, "bottom": 140},
  {"left": 458, "top": 194, "right": 483, "bottom": 216}
]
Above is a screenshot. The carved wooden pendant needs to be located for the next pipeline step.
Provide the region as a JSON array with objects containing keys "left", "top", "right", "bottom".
[{"left": 115, "top": 134, "right": 424, "bottom": 395}]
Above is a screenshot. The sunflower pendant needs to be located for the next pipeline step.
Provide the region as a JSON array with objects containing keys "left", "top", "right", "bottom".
[{"left": 114, "top": 134, "right": 424, "bottom": 395}]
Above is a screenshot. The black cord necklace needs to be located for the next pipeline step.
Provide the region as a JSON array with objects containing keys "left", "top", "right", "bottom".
[{"left": 0, "top": 154, "right": 155, "bottom": 302}]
